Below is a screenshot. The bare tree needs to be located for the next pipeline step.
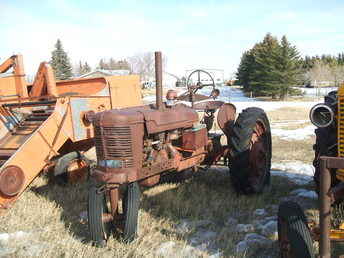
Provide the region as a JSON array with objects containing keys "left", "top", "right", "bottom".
[
  {"left": 306, "top": 60, "right": 332, "bottom": 87},
  {"left": 330, "top": 65, "right": 344, "bottom": 87},
  {"left": 128, "top": 52, "right": 167, "bottom": 87}
]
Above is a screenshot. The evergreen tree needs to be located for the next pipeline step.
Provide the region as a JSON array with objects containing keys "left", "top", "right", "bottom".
[
  {"left": 250, "top": 33, "right": 281, "bottom": 98},
  {"left": 276, "top": 35, "right": 302, "bottom": 99},
  {"left": 50, "top": 39, "right": 73, "bottom": 80},
  {"left": 83, "top": 62, "right": 91, "bottom": 74},
  {"left": 98, "top": 59, "right": 107, "bottom": 70},
  {"left": 236, "top": 33, "right": 302, "bottom": 99},
  {"left": 236, "top": 50, "right": 255, "bottom": 92}
]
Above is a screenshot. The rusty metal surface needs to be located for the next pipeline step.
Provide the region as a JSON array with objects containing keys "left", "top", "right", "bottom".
[
  {"left": 141, "top": 106, "right": 198, "bottom": 134},
  {"left": 182, "top": 127, "right": 208, "bottom": 151},
  {"left": 248, "top": 122, "right": 268, "bottom": 192},
  {"left": 192, "top": 100, "right": 224, "bottom": 111},
  {"left": 139, "top": 175, "right": 160, "bottom": 187},
  {"left": 155, "top": 52, "right": 163, "bottom": 111},
  {"left": 177, "top": 93, "right": 210, "bottom": 102},
  {"left": 217, "top": 103, "right": 236, "bottom": 137},
  {"left": 319, "top": 157, "right": 334, "bottom": 258},
  {"left": 0, "top": 165, "right": 25, "bottom": 196}
]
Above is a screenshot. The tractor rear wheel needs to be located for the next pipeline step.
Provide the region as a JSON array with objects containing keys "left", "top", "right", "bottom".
[
  {"left": 229, "top": 107, "right": 271, "bottom": 194},
  {"left": 278, "top": 201, "right": 315, "bottom": 258}
]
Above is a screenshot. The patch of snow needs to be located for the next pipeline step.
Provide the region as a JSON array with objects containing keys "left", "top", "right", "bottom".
[
  {"left": 253, "top": 209, "right": 267, "bottom": 217},
  {"left": 234, "top": 101, "right": 318, "bottom": 113},
  {"left": 271, "top": 125, "right": 315, "bottom": 140},
  {"left": 271, "top": 161, "right": 314, "bottom": 185},
  {"left": 175, "top": 219, "right": 214, "bottom": 235},
  {"left": 190, "top": 229, "right": 217, "bottom": 245},
  {"left": 224, "top": 217, "right": 238, "bottom": 227},
  {"left": 156, "top": 241, "right": 176, "bottom": 256},
  {"left": 208, "top": 251, "right": 223, "bottom": 258},
  {"left": 236, "top": 240, "right": 249, "bottom": 254},
  {"left": 79, "top": 210, "right": 88, "bottom": 224},
  {"left": 0, "top": 231, "right": 30, "bottom": 245},
  {"left": 236, "top": 224, "right": 255, "bottom": 233},
  {"left": 290, "top": 188, "right": 309, "bottom": 195},
  {"left": 298, "top": 190, "right": 318, "bottom": 199},
  {"left": 297, "top": 87, "right": 337, "bottom": 97},
  {"left": 236, "top": 233, "right": 274, "bottom": 254},
  {"left": 261, "top": 221, "right": 278, "bottom": 240}
]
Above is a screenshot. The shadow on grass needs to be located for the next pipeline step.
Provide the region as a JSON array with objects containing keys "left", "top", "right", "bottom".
[
  {"left": 29, "top": 176, "right": 92, "bottom": 243},
  {"left": 27, "top": 167, "right": 307, "bottom": 256}
]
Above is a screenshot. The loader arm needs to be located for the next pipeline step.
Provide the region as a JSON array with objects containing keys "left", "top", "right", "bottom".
[
  {"left": 0, "top": 55, "right": 28, "bottom": 98},
  {"left": 0, "top": 56, "right": 16, "bottom": 74},
  {"left": 0, "top": 98, "right": 72, "bottom": 210},
  {"left": 29, "top": 62, "right": 58, "bottom": 98}
]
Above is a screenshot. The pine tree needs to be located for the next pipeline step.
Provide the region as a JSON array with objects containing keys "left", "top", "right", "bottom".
[
  {"left": 250, "top": 33, "right": 281, "bottom": 98},
  {"left": 50, "top": 39, "right": 73, "bottom": 80},
  {"left": 98, "top": 59, "right": 107, "bottom": 70},
  {"left": 277, "top": 35, "right": 302, "bottom": 99},
  {"left": 83, "top": 62, "right": 91, "bottom": 74},
  {"left": 236, "top": 50, "right": 255, "bottom": 92},
  {"left": 236, "top": 33, "right": 302, "bottom": 99}
]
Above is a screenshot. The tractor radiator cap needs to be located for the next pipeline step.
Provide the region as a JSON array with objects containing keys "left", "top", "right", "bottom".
[{"left": 0, "top": 166, "right": 25, "bottom": 196}]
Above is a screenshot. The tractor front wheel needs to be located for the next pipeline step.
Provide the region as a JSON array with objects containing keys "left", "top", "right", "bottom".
[
  {"left": 88, "top": 182, "right": 140, "bottom": 246},
  {"left": 88, "top": 186, "right": 112, "bottom": 246}
]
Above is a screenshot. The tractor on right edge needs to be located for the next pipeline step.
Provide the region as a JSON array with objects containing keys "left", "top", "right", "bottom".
[{"left": 277, "top": 84, "right": 344, "bottom": 258}]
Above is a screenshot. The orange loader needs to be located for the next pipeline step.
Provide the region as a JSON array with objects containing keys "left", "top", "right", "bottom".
[{"left": 0, "top": 54, "right": 142, "bottom": 212}]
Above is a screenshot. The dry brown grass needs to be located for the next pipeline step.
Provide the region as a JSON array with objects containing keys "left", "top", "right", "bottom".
[
  {"left": 271, "top": 136, "right": 315, "bottom": 164},
  {"left": 0, "top": 167, "right": 302, "bottom": 258},
  {"left": 267, "top": 107, "right": 310, "bottom": 122}
]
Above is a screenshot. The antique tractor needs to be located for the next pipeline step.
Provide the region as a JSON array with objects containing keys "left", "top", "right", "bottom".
[
  {"left": 88, "top": 52, "right": 272, "bottom": 245},
  {"left": 277, "top": 85, "right": 344, "bottom": 258}
]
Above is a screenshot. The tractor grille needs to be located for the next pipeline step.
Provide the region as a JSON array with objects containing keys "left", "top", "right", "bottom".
[
  {"left": 337, "top": 95, "right": 344, "bottom": 180},
  {"left": 94, "top": 125, "right": 134, "bottom": 168}
]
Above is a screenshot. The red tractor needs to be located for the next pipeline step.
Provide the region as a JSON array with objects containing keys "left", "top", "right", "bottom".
[{"left": 88, "top": 52, "right": 272, "bottom": 245}]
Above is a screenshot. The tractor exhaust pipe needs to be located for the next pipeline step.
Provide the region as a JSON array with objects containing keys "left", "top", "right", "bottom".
[
  {"left": 155, "top": 51, "right": 163, "bottom": 111},
  {"left": 309, "top": 103, "right": 335, "bottom": 128}
]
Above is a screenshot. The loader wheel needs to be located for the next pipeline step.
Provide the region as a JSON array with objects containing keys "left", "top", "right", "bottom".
[
  {"left": 88, "top": 186, "right": 112, "bottom": 247},
  {"left": 229, "top": 107, "right": 271, "bottom": 194},
  {"left": 121, "top": 182, "right": 141, "bottom": 243},
  {"left": 54, "top": 152, "right": 89, "bottom": 184},
  {"left": 278, "top": 201, "right": 315, "bottom": 258}
]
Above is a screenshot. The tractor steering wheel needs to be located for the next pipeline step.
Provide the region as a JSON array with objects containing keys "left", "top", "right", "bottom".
[{"left": 186, "top": 69, "right": 216, "bottom": 95}]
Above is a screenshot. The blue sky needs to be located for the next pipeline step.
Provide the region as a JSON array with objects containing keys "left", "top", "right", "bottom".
[{"left": 1, "top": 0, "right": 343, "bottom": 78}]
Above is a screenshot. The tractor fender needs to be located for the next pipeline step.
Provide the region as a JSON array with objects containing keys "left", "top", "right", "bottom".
[{"left": 217, "top": 103, "right": 236, "bottom": 138}]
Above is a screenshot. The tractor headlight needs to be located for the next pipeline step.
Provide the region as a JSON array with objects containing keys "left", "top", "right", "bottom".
[{"left": 98, "top": 159, "right": 122, "bottom": 168}]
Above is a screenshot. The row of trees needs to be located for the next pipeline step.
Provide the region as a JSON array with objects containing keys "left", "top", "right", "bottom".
[
  {"left": 236, "top": 33, "right": 344, "bottom": 99},
  {"left": 303, "top": 55, "right": 344, "bottom": 88},
  {"left": 50, "top": 39, "right": 165, "bottom": 82}
]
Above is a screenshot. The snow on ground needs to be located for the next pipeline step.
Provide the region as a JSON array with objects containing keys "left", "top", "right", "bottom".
[
  {"left": 271, "top": 125, "right": 315, "bottom": 140},
  {"left": 271, "top": 161, "right": 314, "bottom": 185},
  {"left": 297, "top": 87, "right": 337, "bottom": 97},
  {"left": 143, "top": 85, "right": 318, "bottom": 113}
]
